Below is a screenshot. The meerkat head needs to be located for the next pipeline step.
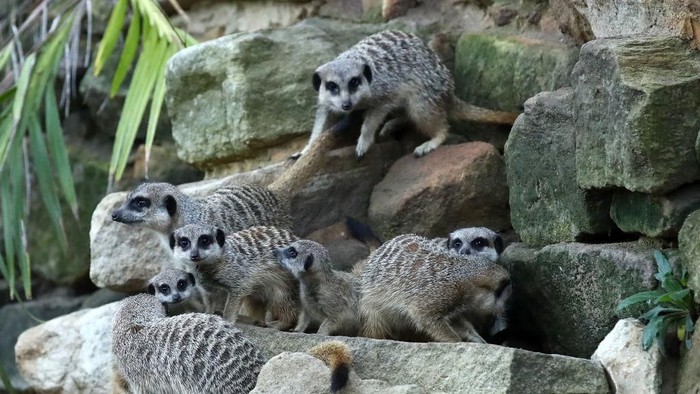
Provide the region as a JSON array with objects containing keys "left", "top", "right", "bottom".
[
  {"left": 313, "top": 58, "right": 373, "bottom": 114},
  {"left": 170, "top": 224, "right": 226, "bottom": 266},
  {"left": 447, "top": 227, "right": 504, "bottom": 262},
  {"left": 274, "top": 240, "right": 331, "bottom": 279},
  {"left": 111, "top": 182, "right": 183, "bottom": 234},
  {"left": 147, "top": 269, "right": 196, "bottom": 305}
]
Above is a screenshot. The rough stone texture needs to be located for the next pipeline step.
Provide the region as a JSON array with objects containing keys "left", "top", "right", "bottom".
[
  {"left": 305, "top": 220, "right": 372, "bottom": 272},
  {"left": 504, "top": 89, "right": 614, "bottom": 247},
  {"left": 679, "top": 317, "right": 700, "bottom": 394},
  {"left": 382, "top": 0, "right": 418, "bottom": 20},
  {"left": 610, "top": 183, "right": 700, "bottom": 238},
  {"left": 565, "top": 0, "right": 700, "bottom": 42},
  {"left": 1, "top": 296, "right": 86, "bottom": 392},
  {"left": 368, "top": 142, "right": 510, "bottom": 240},
  {"left": 679, "top": 209, "right": 700, "bottom": 303},
  {"left": 455, "top": 33, "right": 579, "bottom": 112},
  {"left": 90, "top": 142, "right": 400, "bottom": 291},
  {"left": 239, "top": 325, "right": 611, "bottom": 393},
  {"left": 501, "top": 242, "right": 660, "bottom": 358},
  {"left": 591, "top": 318, "right": 663, "bottom": 394},
  {"left": 252, "top": 352, "right": 422, "bottom": 393},
  {"left": 549, "top": 0, "right": 595, "bottom": 44},
  {"left": 166, "top": 18, "right": 390, "bottom": 170},
  {"left": 14, "top": 302, "right": 119, "bottom": 394},
  {"left": 573, "top": 36, "right": 700, "bottom": 194}
]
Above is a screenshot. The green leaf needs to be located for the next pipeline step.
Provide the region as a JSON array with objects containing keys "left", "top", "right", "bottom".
[
  {"left": 94, "top": 0, "right": 129, "bottom": 76},
  {"left": 0, "top": 359, "right": 17, "bottom": 394},
  {"left": 655, "top": 289, "right": 691, "bottom": 308},
  {"left": 1, "top": 167, "right": 17, "bottom": 299},
  {"left": 0, "top": 54, "right": 35, "bottom": 172},
  {"left": 640, "top": 306, "right": 685, "bottom": 321},
  {"left": 0, "top": 44, "right": 12, "bottom": 71},
  {"left": 616, "top": 289, "right": 665, "bottom": 312},
  {"left": 654, "top": 250, "right": 673, "bottom": 277},
  {"left": 0, "top": 86, "right": 17, "bottom": 105},
  {"left": 45, "top": 89, "right": 79, "bottom": 219},
  {"left": 27, "top": 115, "right": 67, "bottom": 253},
  {"left": 110, "top": 9, "right": 141, "bottom": 97},
  {"left": 142, "top": 44, "right": 173, "bottom": 177},
  {"left": 642, "top": 319, "right": 660, "bottom": 350}
]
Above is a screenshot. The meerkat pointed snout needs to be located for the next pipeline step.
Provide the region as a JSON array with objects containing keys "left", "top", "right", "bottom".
[{"left": 148, "top": 268, "right": 196, "bottom": 305}]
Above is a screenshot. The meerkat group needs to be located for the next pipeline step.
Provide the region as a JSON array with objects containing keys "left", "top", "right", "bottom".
[{"left": 110, "top": 29, "right": 515, "bottom": 392}]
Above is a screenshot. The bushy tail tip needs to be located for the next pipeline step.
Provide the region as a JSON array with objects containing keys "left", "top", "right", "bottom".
[
  {"left": 309, "top": 340, "right": 352, "bottom": 393},
  {"left": 345, "top": 216, "right": 383, "bottom": 250}
]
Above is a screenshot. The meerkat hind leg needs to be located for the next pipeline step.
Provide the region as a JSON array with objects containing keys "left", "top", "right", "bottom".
[
  {"left": 412, "top": 110, "right": 449, "bottom": 157},
  {"left": 410, "top": 310, "right": 462, "bottom": 342}
]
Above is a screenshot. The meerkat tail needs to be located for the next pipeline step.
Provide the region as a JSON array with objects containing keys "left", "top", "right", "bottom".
[
  {"left": 309, "top": 340, "right": 352, "bottom": 393},
  {"left": 267, "top": 125, "right": 340, "bottom": 197},
  {"left": 345, "top": 216, "right": 383, "bottom": 252},
  {"left": 449, "top": 96, "right": 519, "bottom": 125}
]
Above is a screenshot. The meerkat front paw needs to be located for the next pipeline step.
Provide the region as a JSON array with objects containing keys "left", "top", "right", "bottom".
[
  {"left": 355, "top": 139, "right": 372, "bottom": 159},
  {"left": 413, "top": 142, "right": 435, "bottom": 157}
]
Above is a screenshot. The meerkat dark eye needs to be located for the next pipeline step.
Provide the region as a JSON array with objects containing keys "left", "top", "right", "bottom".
[
  {"left": 452, "top": 239, "right": 463, "bottom": 250},
  {"left": 287, "top": 247, "right": 298, "bottom": 259},
  {"left": 177, "top": 280, "right": 187, "bottom": 291},
  {"left": 349, "top": 77, "right": 360, "bottom": 88},
  {"left": 325, "top": 81, "right": 339, "bottom": 94},
  {"left": 131, "top": 197, "right": 150, "bottom": 210},
  {"left": 471, "top": 237, "right": 487, "bottom": 249},
  {"left": 179, "top": 238, "right": 191, "bottom": 250},
  {"left": 159, "top": 284, "right": 170, "bottom": 295},
  {"left": 198, "top": 235, "right": 212, "bottom": 248}
]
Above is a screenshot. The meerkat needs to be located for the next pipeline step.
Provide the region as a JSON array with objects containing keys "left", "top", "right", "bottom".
[
  {"left": 274, "top": 240, "right": 361, "bottom": 336},
  {"left": 111, "top": 293, "right": 265, "bottom": 394},
  {"left": 147, "top": 268, "right": 215, "bottom": 315},
  {"left": 302, "top": 30, "right": 519, "bottom": 159},
  {"left": 309, "top": 341, "right": 353, "bottom": 393},
  {"left": 359, "top": 234, "right": 511, "bottom": 343},
  {"left": 435, "top": 227, "right": 504, "bottom": 262},
  {"left": 170, "top": 224, "right": 301, "bottom": 330}
]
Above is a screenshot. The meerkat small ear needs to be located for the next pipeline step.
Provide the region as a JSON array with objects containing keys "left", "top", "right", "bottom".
[
  {"left": 169, "top": 233, "right": 176, "bottom": 250},
  {"left": 216, "top": 228, "right": 225, "bottom": 247},
  {"left": 312, "top": 72, "right": 322, "bottom": 91},
  {"left": 147, "top": 284, "right": 156, "bottom": 295},
  {"left": 363, "top": 64, "right": 372, "bottom": 84},
  {"left": 494, "top": 235, "right": 504, "bottom": 255},
  {"left": 164, "top": 195, "right": 177, "bottom": 217},
  {"left": 187, "top": 273, "right": 196, "bottom": 286},
  {"left": 303, "top": 255, "right": 314, "bottom": 271},
  {"left": 446, "top": 236, "right": 452, "bottom": 250}
]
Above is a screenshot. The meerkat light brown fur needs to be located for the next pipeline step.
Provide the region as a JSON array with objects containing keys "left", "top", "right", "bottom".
[
  {"left": 303, "top": 30, "right": 518, "bottom": 159},
  {"left": 111, "top": 293, "right": 265, "bottom": 394},
  {"left": 359, "top": 234, "right": 511, "bottom": 343},
  {"left": 275, "top": 240, "right": 361, "bottom": 336},
  {"left": 170, "top": 224, "right": 301, "bottom": 330},
  {"left": 309, "top": 341, "right": 353, "bottom": 393}
]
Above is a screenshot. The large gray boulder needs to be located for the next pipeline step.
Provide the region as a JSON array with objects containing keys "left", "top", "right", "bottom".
[
  {"left": 504, "top": 89, "right": 613, "bottom": 247},
  {"left": 573, "top": 36, "right": 700, "bottom": 194},
  {"left": 454, "top": 32, "right": 579, "bottom": 112},
  {"left": 165, "top": 18, "right": 391, "bottom": 169},
  {"left": 369, "top": 142, "right": 510, "bottom": 240},
  {"left": 501, "top": 242, "right": 661, "bottom": 358},
  {"left": 679, "top": 317, "right": 700, "bottom": 394},
  {"left": 610, "top": 183, "right": 700, "bottom": 238},
  {"left": 239, "top": 325, "right": 611, "bottom": 393}
]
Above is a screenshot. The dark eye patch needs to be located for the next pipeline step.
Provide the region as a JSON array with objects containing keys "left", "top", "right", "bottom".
[
  {"left": 159, "top": 284, "right": 170, "bottom": 295},
  {"left": 348, "top": 77, "right": 361, "bottom": 91},
  {"left": 177, "top": 280, "right": 187, "bottom": 291},
  {"left": 470, "top": 237, "right": 487, "bottom": 249},
  {"left": 130, "top": 196, "right": 151, "bottom": 210},
  {"left": 286, "top": 247, "right": 298, "bottom": 259},
  {"left": 198, "top": 235, "right": 212, "bottom": 248},
  {"left": 452, "top": 238, "right": 463, "bottom": 250},
  {"left": 179, "top": 237, "right": 191, "bottom": 250},
  {"left": 325, "top": 81, "right": 339, "bottom": 95}
]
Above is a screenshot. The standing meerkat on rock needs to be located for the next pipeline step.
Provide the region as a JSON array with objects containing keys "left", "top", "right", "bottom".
[
  {"left": 274, "top": 240, "right": 361, "bottom": 336},
  {"left": 302, "top": 30, "right": 519, "bottom": 159},
  {"left": 111, "top": 293, "right": 265, "bottom": 394},
  {"left": 170, "top": 224, "right": 301, "bottom": 330},
  {"left": 360, "top": 234, "right": 511, "bottom": 343}
]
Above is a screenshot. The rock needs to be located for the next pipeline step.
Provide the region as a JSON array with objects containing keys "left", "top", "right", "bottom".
[
  {"left": 679, "top": 317, "right": 700, "bottom": 394},
  {"left": 504, "top": 89, "right": 614, "bottom": 246},
  {"left": 610, "top": 183, "right": 700, "bottom": 238},
  {"left": 305, "top": 221, "right": 372, "bottom": 272},
  {"left": 548, "top": 0, "right": 595, "bottom": 44},
  {"left": 454, "top": 32, "right": 579, "bottom": 112},
  {"left": 15, "top": 302, "right": 119, "bottom": 394},
  {"left": 165, "top": 18, "right": 391, "bottom": 170},
  {"left": 239, "top": 325, "right": 611, "bottom": 393},
  {"left": 382, "top": 0, "right": 417, "bottom": 20},
  {"left": 291, "top": 141, "right": 402, "bottom": 236},
  {"left": 251, "top": 351, "right": 423, "bottom": 393},
  {"left": 679, "top": 209, "right": 700, "bottom": 303},
  {"left": 1, "top": 296, "right": 86, "bottom": 391},
  {"left": 171, "top": 1, "right": 322, "bottom": 41},
  {"left": 130, "top": 142, "right": 203, "bottom": 185},
  {"left": 501, "top": 242, "right": 661, "bottom": 358},
  {"left": 591, "top": 318, "right": 663, "bottom": 394},
  {"left": 573, "top": 36, "right": 700, "bottom": 194},
  {"left": 368, "top": 142, "right": 510, "bottom": 240},
  {"left": 564, "top": 0, "right": 700, "bottom": 43}
]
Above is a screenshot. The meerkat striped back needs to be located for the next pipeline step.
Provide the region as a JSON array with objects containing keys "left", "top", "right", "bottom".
[
  {"left": 225, "top": 225, "right": 299, "bottom": 260},
  {"left": 201, "top": 184, "right": 292, "bottom": 232},
  {"left": 112, "top": 294, "right": 265, "bottom": 394}
]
